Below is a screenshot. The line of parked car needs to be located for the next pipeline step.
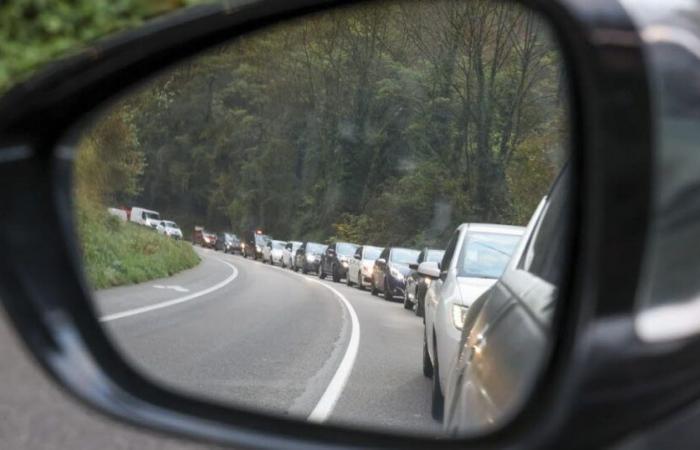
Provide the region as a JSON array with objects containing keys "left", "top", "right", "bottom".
[{"left": 192, "top": 165, "right": 567, "bottom": 432}]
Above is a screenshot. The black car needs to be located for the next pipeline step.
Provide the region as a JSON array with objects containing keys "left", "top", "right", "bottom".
[
  {"left": 318, "top": 242, "right": 358, "bottom": 282},
  {"left": 214, "top": 232, "right": 240, "bottom": 254},
  {"left": 293, "top": 242, "right": 327, "bottom": 274},
  {"left": 242, "top": 229, "right": 271, "bottom": 260},
  {"left": 442, "top": 165, "right": 569, "bottom": 434},
  {"left": 404, "top": 248, "right": 445, "bottom": 315},
  {"left": 371, "top": 247, "right": 420, "bottom": 300}
]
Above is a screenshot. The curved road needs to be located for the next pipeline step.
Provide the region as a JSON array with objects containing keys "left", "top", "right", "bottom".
[{"left": 95, "top": 247, "right": 439, "bottom": 436}]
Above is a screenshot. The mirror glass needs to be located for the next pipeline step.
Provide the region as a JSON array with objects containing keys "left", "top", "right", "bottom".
[{"left": 73, "top": 0, "right": 570, "bottom": 438}]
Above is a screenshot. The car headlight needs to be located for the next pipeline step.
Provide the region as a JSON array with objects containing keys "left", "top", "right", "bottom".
[
  {"left": 390, "top": 267, "right": 404, "bottom": 280},
  {"left": 341, "top": 261, "right": 349, "bottom": 268},
  {"left": 256, "top": 245, "right": 261, "bottom": 252},
  {"left": 423, "top": 277, "right": 432, "bottom": 286},
  {"left": 306, "top": 254, "right": 315, "bottom": 262},
  {"left": 451, "top": 304, "right": 469, "bottom": 330},
  {"left": 203, "top": 237, "right": 210, "bottom": 243}
]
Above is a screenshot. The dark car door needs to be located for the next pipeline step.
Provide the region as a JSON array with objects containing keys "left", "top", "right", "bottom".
[{"left": 445, "top": 167, "right": 569, "bottom": 434}]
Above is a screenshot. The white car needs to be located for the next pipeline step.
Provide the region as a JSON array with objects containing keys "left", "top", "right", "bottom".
[
  {"left": 262, "top": 240, "right": 287, "bottom": 265},
  {"left": 129, "top": 206, "right": 160, "bottom": 228},
  {"left": 156, "top": 220, "right": 183, "bottom": 239},
  {"left": 282, "top": 241, "right": 302, "bottom": 269},
  {"left": 423, "top": 223, "right": 525, "bottom": 420},
  {"left": 346, "top": 245, "right": 383, "bottom": 290}
]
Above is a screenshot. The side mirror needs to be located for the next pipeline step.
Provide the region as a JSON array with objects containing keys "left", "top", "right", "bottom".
[
  {"left": 354, "top": 254, "right": 361, "bottom": 260},
  {"left": 417, "top": 261, "right": 440, "bottom": 278},
  {"left": 409, "top": 263, "right": 419, "bottom": 270},
  {"left": 376, "top": 258, "right": 386, "bottom": 265}
]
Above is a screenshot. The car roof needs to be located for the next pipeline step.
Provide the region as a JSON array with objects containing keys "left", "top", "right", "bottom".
[{"left": 458, "top": 223, "right": 526, "bottom": 235}]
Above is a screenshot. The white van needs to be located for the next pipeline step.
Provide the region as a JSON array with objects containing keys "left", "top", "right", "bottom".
[{"left": 130, "top": 207, "right": 160, "bottom": 228}]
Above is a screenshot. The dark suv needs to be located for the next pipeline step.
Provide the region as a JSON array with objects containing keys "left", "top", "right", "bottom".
[
  {"left": 242, "top": 229, "right": 271, "bottom": 260},
  {"left": 215, "top": 232, "right": 240, "bottom": 253},
  {"left": 294, "top": 242, "right": 327, "bottom": 274},
  {"left": 318, "top": 242, "right": 359, "bottom": 282}
]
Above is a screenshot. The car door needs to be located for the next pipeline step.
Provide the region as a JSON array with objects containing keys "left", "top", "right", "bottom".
[{"left": 425, "top": 230, "right": 460, "bottom": 367}]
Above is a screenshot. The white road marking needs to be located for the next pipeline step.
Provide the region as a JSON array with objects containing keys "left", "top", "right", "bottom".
[
  {"left": 100, "top": 259, "right": 238, "bottom": 322},
  {"left": 153, "top": 284, "right": 189, "bottom": 293},
  {"left": 255, "top": 260, "right": 360, "bottom": 423}
]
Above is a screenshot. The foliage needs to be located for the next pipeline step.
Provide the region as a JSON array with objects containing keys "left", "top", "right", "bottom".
[
  {"left": 75, "top": 0, "right": 569, "bottom": 250},
  {"left": 77, "top": 201, "right": 199, "bottom": 289},
  {"left": 0, "top": 0, "right": 207, "bottom": 93}
]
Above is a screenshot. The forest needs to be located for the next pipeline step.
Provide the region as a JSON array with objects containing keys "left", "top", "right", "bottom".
[{"left": 76, "top": 0, "right": 569, "bottom": 249}]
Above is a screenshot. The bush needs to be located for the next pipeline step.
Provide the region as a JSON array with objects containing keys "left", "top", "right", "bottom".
[{"left": 76, "top": 205, "right": 200, "bottom": 290}]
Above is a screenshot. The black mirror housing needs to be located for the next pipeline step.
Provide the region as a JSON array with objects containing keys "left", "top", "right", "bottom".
[{"left": 0, "top": 0, "right": 664, "bottom": 449}]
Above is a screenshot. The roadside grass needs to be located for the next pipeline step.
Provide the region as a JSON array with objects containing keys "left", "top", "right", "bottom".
[{"left": 76, "top": 206, "right": 200, "bottom": 290}]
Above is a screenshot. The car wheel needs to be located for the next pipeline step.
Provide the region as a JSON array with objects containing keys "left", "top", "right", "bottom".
[
  {"left": 423, "top": 330, "right": 433, "bottom": 378},
  {"left": 370, "top": 279, "right": 378, "bottom": 296},
  {"left": 318, "top": 264, "right": 326, "bottom": 279},
  {"left": 431, "top": 339, "right": 444, "bottom": 421},
  {"left": 357, "top": 272, "right": 365, "bottom": 290},
  {"left": 415, "top": 296, "right": 425, "bottom": 317},
  {"left": 383, "top": 278, "right": 393, "bottom": 301},
  {"left": 332, "top": 264, "right": 341, "bottom": 282},
  {"left": 403, "top": 290, "right": 413, "bottom": 310}
]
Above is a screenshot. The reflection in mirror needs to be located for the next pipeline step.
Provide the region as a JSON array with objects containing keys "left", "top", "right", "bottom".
[{"left": 73, "top": 0, "right": 570, "bottom": 438}]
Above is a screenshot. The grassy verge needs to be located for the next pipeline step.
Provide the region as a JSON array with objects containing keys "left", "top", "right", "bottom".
[{"left": 77, "top": 206, "right": 200, "bottom": 290}]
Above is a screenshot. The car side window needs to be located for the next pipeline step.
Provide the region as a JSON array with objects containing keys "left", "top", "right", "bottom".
[
  {"left": 441, "top": 230, "right": 460, "bottom": 270},
  {"left": 519, "top": 166, "right": 570, "bottom": 285},
  {"left": 355, "top": 247, "right": 362, "bottom": 259}
]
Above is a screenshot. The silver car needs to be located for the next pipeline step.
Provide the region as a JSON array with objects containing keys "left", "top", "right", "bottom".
[{"left": 423, "top": 223, "right": 525, "bottom": 420}]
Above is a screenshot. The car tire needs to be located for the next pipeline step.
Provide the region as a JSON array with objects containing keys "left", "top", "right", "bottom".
[
  {"left": 383, "top": 278, "right": 393, "bottom": 301},
  {"left": 415, "top": 296, "right": 425, "bottom": 317},
  {"left": 423, "top": 330, "right": 433, "bottom": 378},
  {"left": 332, "top": 264, "right": 341, "bottom": 282},
  {"left": 403, "top": 290, "right": 413, "bottom": 310},
  {"left": 371, "top": 280, "right": 378, "bottom": 296},
  {"left": 318, "top": 264, "right": 326, "bottom": 279},
  {"left": 431, "top": 339, "right": 444, "bottom": 421}
]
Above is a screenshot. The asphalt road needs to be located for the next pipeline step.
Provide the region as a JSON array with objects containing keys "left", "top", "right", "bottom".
[{"left": 95, "top": 247, "right": 439, "bottom": 436}]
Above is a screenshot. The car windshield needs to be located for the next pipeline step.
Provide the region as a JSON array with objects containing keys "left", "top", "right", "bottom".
[
  {"left": 390, "top": 248, "right": 420, "bottom": 265},
  {"left": 144, "top": 212, "right": 160, "bottom": 220},
  {"left": 272, "top": 241, "right": 285, "bottom": 249},
  {"left": 255, "top": 235, "right": 271, "bottom": 245},
  {"left": 291, "top": 242, "right": 302, "bottom": 250},
  {"left": 336, "top": 243, "right": 358, "bottom": 256},
  {"left": 306, "top": 243, "right": 326, "bottom": 253},
  {"left": 426, "top": 250, "right": 445, "bottom": 263},
  {"left": 457, "top": 232, "right": 522, "bottom": 279},
  {"left": 363, "top": 246, "right": 382, "bottom": 260},
  {"left": 164, "top": 221, "right": 177, "bottom": 228}
]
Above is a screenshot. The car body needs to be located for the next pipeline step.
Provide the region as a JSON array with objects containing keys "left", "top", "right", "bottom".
[
  {"left": 404, "top": 248, "right": 445, "bottom": 315},
  {"left": 443, "top": 167, "right": 569, "bottom": 433},
  {"left": 242, "top": 229, "right": 271, "bottom": 259},
  {"left": 215, "top": 232, "right": 240, "bottom": 253},
  {"left": 130, "top": 206, "right": 160, "bottom": 228},
  {"left": 263, "top": 239, "right": 287, "bottom": 265},
  {"left": 282, "top": 241, "right": 302, "bottom": 269},
  {"left": 156, "top": 220, "right": 183, "bottom": 239},
  {"left": 423, "top": 223, "right": 525, "bottom": 419},
  {"left": 318, "top": 242, "right": 358, "bottom": 282},
  {"left": 293, "top": 242, "right": 327, "bottom": 274},
  {"left": 370, "top": 247, "right": 420, "bottom": 300},
  {"left": 346, "top": 245, "right": 383, "bottom": 290},
  {"left": 193, "top": 226, "right": 217, "bottom": 248}
]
